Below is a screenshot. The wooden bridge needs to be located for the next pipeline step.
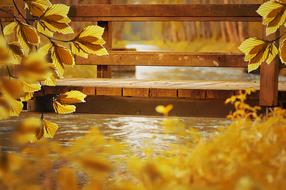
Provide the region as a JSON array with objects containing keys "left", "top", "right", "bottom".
[{"left": 1, "top": 2, "right": 286, "bottom": 116}]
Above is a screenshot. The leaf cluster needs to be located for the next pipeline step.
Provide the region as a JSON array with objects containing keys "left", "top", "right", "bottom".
[{"left": 239, "top": 0, "right": 286, "bottom": 72}]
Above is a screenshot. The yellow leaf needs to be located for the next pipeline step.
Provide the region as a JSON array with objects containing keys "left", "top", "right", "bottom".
[
  {"left": 19, "top": 22, "right": 40, "bottom": 46},
  {"left": 257, "top": 0, "right": 286, "bottom": 35},
  {"left": 19, "top": 54, "right": 54, "bottom": 82},
  {"left": 0, "top": 95, "right": 24, "bottom": 117},
  {"left": 279, "top": 38, "right": 286, "bottom": 64},
  {"left": 155, "top": 104, "right": 173, "bottom": 116},
  {"left": 0, "top": 77, "right": 24, "bottom": 99},
  {"left": 57, "top": 168, "right": 79, "bottom": 190},
  {"left": 52, "top": 44, "right": 75, "bottom": 66},
  {"left": 3, "top": 22, "right": 17, "bottom": 36},
  {"left": 72, "top": 25, "right": 108, "bottom": 58},
  {"left": 247, "top": 63, "right": 260, "bottom": 73},
  {"left": 25, "top": 0, "right": 52, "bottom": 17},
  {"left": 36, "top": 21, "right": 54, "bottom": 37},
  {"left": 42, "top": 119, "right": 59, "bottom": 138},
  {"left": 57, "top": 90, "right": 86, "bottom": 104},
  {"left": 20, "top": 92, "right": 34, "bottom": 101},
  {"left": 0, "top": 106, "right": 9, "bottom": 120},
  {"left": 37, "top": 43, "right": 52, "bottom": 56},
  {"left": 39, "top": 4, "right": 73, "bottom": 35},
  {"left": 266, "top": 43, "right": 278, "bottom": 64},
  {"left": 21, "top": 81, "right": 41, "bottom": 92},
  {"left": 8, "top": 42, "right": 24, "bottom": 57},
  {"left": 239, "top": 38, "right": 275, "bottom": 72},
  {"left": 53, "top": 101, "right": 76, "bottom": 114}
]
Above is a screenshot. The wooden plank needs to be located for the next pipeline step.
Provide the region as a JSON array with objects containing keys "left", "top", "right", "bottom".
[
  {"left": 97, "top": 23, "right": 112, "bottom": 78},
  {"left": 150, "top": 89, "right": 177, "bottom": 98},
  {"left": 96, "top": 0, "right": 112, "bottom": 78},
  {"left": 178, "top": 89, "right": 206, "bottom": 99},
  {"left": 96, "top": 87, "right": 122, "bottom": 96},
  {"left": 55, "top": 78, "right": 268, "bottom": 90},
  {"left": 82, "top": 87, "right": 96, "bottom": 95},
  {"left": 123, "top": 88, "right": 149, "bottom": 97},
  {"left": 206, "top": 90, "right": 234, "bottom": 100},
  {"left": 76, "top": 52, "right": 247, "bottom": 67},
  {"left": 69, "top": 4, "right": 261, "bottom": 22}
]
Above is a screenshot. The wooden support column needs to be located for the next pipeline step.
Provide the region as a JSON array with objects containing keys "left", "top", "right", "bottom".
[
  {"left": 97, "top": 0, "right": 112, "bottom": 78},
  {"left": 259, "top": 31, "right": 280, "bottom": 106}
]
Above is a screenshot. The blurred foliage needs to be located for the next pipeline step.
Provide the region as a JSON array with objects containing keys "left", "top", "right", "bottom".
[
  {"left": 0, "top": 0, "right": 107, "bottom": 142},
  {"left": 1, "top": 90, "right": 286, "bottom": 190}
]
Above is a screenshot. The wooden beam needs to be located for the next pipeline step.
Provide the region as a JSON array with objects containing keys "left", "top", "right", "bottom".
[
  {"left": 77, "top": 52, "right": 247, "bottom": 67},
  {"left": 259, "top": 30, "right": 280, "bottom": 106},
  {"left": 69, "top": 4, "right": 261, "bottom": 22},
  {"left": 96, "top": 0, "right": 112, "bottom": 78},
  {"left": 51, "top": 78, "right": 286, "bottom": 91}
]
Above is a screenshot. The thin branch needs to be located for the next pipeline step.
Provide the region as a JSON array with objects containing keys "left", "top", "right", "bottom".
[
  {"left": 6, "top": 66, "right": 17, "bottom": 79},
  {"left": 39, "top": 31, "right": 74, "bottom": 43},
  {"left": 12, "top": 0, "right": 26, "bottom": 21}
]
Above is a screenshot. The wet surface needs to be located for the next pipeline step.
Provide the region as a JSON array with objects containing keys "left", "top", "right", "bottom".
[{"left": 0, "top": 113, "right": 229, "bottom": 155}]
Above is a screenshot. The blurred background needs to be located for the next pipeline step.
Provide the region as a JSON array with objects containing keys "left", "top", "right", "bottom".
[{"left": 1, "top": 0, "right": 267, "bottom": 81}]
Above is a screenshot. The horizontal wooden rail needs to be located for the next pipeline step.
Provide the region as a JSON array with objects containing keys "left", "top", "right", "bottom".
[
  {"left": 0, "top": 4, "right": 261, "bottom": 22},
  {"left": 77, "top": 52, "right": 247, "bottom": 67},
  {"left": 52, "top": 79, "right": 286, "bottom": 91},
  {"left": 69, "top": 4, "right": 261, "bottom": 22}
]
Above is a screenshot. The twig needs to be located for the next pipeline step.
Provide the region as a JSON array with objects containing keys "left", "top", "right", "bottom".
[{"left": 12, "top": 0, "right": 26, "bottom": 21}]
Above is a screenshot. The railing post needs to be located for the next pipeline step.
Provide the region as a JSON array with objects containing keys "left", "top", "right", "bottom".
[
  {"left": 259, "top": 31, "right": 280, "bottom": 107},
  {"left": 97, "top": 0, "right": 112, "bottom": 78}
]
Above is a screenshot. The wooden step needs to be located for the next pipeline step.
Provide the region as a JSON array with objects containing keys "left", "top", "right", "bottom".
[
  {"left": 53, "top": 79, "right": 286, "bottom": 91},
  {"left": 54, "top": 78, "right": 265, "bottom": 90},
  {"left": 37, "top": 79, "right": 286, "bottom": 99}
]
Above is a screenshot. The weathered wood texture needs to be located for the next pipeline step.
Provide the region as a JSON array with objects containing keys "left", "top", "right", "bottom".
[
  {"left": 96, "top": 0, "right": 112, "bottom": 78},
  {"left": 77, "top": 52, "right": 247, "bottom": 67},
  {"left": 51, "top": 78, "right": 286, "bottom": 91},
  {"left": 259, "top": 29, "right": 280, "bottom": 106},
  {"left": 69, "top": 4, "right": 261, "bottom": 21}
]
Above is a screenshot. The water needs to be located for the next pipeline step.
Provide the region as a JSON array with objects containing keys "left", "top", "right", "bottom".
[{"left": 0, "top": 113, "right": 229, "bottom": 155}]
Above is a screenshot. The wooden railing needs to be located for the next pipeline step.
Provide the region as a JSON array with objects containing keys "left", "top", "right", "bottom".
[{"left": 0, "top": 3, "right": 283, "bottom": 108}]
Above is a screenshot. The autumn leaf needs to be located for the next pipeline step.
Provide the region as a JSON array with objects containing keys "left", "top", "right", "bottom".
[
  {"left": 0, "top": 36, "right": 16, "bottom": 65},
  {"left": 8, "top": 42, "right": 24, "bottom": 57},
  {"left": 0, "top": 106, "right": 9, "bottom": 120},
  {"left": 3, "top": 22, "right": 17, "bottom": 36},
  {"left": 24, "top": 0, "right": 52, "bottom": 17},
  {"left": 15, "top": 117, "right": 59, "bottom": 144},
  {"left": 36, "top": 4, "right": 73, "bottom": 37},
  {"left": 0, "top": 95, "right": 23, "bottom": 117},
  {"left": 279, "top": 38, "right": 286, "bottom": 64},
  {"left": 155, "top": 104, "right": 173, "bottom": 116},
  {"left": 42, "top": 119, "right": 59, "bottom": 138},
  {"left": 57, "top": 90, "right": 86, "bottom": 104},
  {"left": 51, "top": 43, "right": 75, "bottom": 77},
  {"left": 53, "top": 90, "right": 86, "bottom": 114},
  {"left": 257, "top": 0, "right": 286, "bottom": 35},
  {"left": 0, "top": 77, "right": 24, "bottom": 99},
  {"left": 18, "top": 53, "right": 55, "bottom": 82},
  {"left": 57, "top": 168, "right": 79, "bottom": 190},
  {"left": 239, "top": 37, "right": 278, "bottom": 72},
  {"left": 16, "top": 22, "right": 41, "bottom": 54},
  {"left": 53, "top": 101, "right": 76, "bottom": 114},
  {"left": 71, "top": 25, "right": 108, "bottom": 58}
]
